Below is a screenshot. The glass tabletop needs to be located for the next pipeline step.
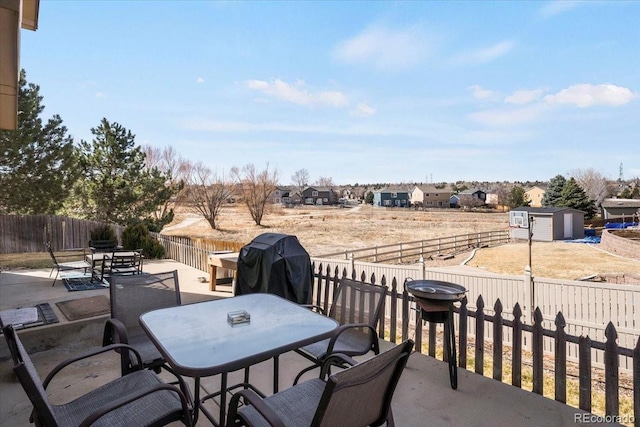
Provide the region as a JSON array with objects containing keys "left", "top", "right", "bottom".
[{"left": 140, "top": 293, "right": 339, "bottom": 377}]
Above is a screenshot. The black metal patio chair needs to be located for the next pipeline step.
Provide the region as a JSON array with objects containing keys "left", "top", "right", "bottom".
[
  {"left": 46, "top": 241, "right": 91, "bottom": 286},
  {"left": 3, "top": 324, "right": 193, "bottom": 427},
  {"left": 102, "top": 270, "right": 181, "bottom": 375},
  {"left": 226, "top": 339, "right": 414, "bottom": 427},
  {"left": 293, "top": 277, "right": 387, "bottom": 384}
]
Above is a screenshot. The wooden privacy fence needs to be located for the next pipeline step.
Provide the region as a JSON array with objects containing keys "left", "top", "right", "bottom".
[
  {"left": 308, "top": 266, "right": 639, "bottom": 422},
  {"left": 153, "top": 234, "right": 245, "bottom": 272},
  {"left": 0, "top": 214, "right": 124, "bottom": 253},
  {"left": 316, "top": 229, "right": 510, "bottom": 263}
]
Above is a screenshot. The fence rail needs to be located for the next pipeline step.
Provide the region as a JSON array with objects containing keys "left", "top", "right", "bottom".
[
  {"left": 154, "top": 234, "right": 245, "bottom": 272},
  {"left": 316, "top": 229, "right": 510, "bottom": 263},
  {"left": 0, "top": 214, "right": 124, "bottom": 253}
]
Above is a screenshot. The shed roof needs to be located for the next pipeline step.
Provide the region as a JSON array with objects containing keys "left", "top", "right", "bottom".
[
  {"left": 601, "top": 199, "right": 640, "bottom": 208},
  {"left": 510, "top": 206, "right": 585, "bottom": 215}
]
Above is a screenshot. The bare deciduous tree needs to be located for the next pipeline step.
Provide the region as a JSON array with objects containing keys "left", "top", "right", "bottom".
[
  {"left": 492, "top": 183, "right": 510, "bottom": 212},
  {"left": 570, "top": 168, "right": 614, "bottom": 209},
  {"left": 142, "top": 145, "right": 188, "bottom": 222},
  {"left": 315, "top": 176, "right": 334, "bottom": 187},
  {"left": 291, "top": 168, "right": 310, "bottom": 202},
  {"left": 185, "top": 162, "right": 232, "bottom": 230},
  {"left": 231, "top": 163, "right": 279, "bottom": 226}
]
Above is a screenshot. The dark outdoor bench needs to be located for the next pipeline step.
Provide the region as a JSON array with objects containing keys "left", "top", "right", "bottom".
[{"left": 89, "top": 240, "right": 119, "bottom": 252}]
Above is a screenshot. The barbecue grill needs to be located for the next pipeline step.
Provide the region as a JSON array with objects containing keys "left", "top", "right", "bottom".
[{"left": 406, "top": 279, "right": 467, "bottom": 389}]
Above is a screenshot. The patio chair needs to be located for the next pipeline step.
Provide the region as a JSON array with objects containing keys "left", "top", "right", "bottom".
[
  {"left": 103, "top": 270, "right": 181, "bottom": 375},
  {"left": 226, "top": 339, "right": 414, "bottom": 427},
  {"left": 46, "top": 241, "right": 91, "bottom": 286},
  {"left": 2, "top": 324, "right": 192, "bottom": 427},
  {"left": 293, "top": 278, "right": 387, "bottom": 385},
  {"left": 95, "top": 249, "right": 144, "bottom": 279}
]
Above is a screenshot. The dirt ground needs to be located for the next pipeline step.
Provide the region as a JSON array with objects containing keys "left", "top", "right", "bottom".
[{"left": 162, "top": 204, "right": 640, "bottom": 281}]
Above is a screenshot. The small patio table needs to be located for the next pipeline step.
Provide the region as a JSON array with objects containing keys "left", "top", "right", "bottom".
[{"left": 139, "top": 293, "right": 339, "bottom": 426}]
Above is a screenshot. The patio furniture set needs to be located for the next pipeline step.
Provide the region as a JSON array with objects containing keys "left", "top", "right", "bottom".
[
  {"left": 46, "top": 241, "right": 143, "bottom": 286},
  {"left": 3, "top": 273, "right": 415, "bottom": 426}
]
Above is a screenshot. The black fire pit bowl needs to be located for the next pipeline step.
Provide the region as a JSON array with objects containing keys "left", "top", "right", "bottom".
[{"left": 406, "top": 280, "right": 467, "bottom": 302}]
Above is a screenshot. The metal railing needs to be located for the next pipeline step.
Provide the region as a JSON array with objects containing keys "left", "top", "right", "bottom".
[{"left": 315, "top": 229, "right": 510, "bottom": 263}]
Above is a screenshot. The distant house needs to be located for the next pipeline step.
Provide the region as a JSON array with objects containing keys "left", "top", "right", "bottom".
[
  {"left": 509, "top": 207, "right": 585, "bottom": 241},
  {"left": 373, "top": 187, "right": 411, "bottom": 207},
  {"left": 302, "top": 186, "right": 336, "bottom": 205},
  {"left": 411, "top": 185, "right": 452, "bottom": 208},
  {"left": 450, "top": 194, "right": 460, "bottom": 208},
  {"left": 600, "top": 198, "right": 640, "bottom": 220},
  {"left": 456, "top": 189, "right": 487, "bottom": 208},
  {"left": 271, "top": 186, "right": 294, "bottom": 205},
  {"left": 525, "top": 186, "right": 546, "bottom": 208}
]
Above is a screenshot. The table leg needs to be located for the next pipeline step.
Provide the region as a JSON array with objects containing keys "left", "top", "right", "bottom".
[
  {"left": 273, "top": 355, "right": 279, "bottom": 393},
  {"left": 210, "top": 266, "right": 218, "bottom": 291},
  {"left": 193, "top": 377, "right": 201, "bottom": 425},
  {"left": 219, "top": 372, "right": 227, "bottom": 426}
]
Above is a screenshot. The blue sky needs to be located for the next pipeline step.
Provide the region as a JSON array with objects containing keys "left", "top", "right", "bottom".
[{"left": 21, "top": 1, "right": 639, "bottom": 185}]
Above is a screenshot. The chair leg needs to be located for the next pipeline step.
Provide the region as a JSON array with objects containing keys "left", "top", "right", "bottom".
[{"left": 51, "top": 270, "right": 59, "bottom": 286}]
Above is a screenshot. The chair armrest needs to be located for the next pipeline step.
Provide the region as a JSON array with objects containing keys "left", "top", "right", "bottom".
[
  {"left": 325, "top": 323, "right": 379, "bottom": 355},
  {"left": 320, "top": 353, "right": 358, "bottom": 379},
  {"left": 79, "top": 382, "right": 192, "bottom": 427},
  {"left": 226, "top": 389, "right": 285, "bottom": 427},
  {"left": 102, "top": 318, "right": 129, "bottom": 346},
  {"left": 42, "top": 344, "right": 143, "bottom": 389}
]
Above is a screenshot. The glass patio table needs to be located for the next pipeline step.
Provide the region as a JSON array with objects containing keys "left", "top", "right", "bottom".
[{"left": 139, "top": 293, "right": 339, "bottom": 426}]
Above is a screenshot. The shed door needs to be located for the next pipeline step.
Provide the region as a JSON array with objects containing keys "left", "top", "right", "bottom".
[{"left": 564, "top": 213, "right": 573, "bottom": 239}]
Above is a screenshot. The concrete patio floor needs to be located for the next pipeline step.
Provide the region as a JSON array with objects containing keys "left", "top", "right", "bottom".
[{"left": 0, "top": 260, "right": 620, "bottom": 426}]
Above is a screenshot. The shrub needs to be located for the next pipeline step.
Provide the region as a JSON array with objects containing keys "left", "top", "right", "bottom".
[
  {"left": 89, "top": 224, "right": 117, "bottom": 244},
  {"left": 122, "top": 222, "right": 165, "bottom": 259}
]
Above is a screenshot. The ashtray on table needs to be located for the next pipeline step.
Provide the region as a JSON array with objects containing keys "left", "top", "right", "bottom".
[{"left": 227, "top": 310, "right": 251, "bottom": 325}]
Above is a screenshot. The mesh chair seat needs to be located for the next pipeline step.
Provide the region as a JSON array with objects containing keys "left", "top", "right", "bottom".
[
  {"left": 104, "top": 271, "right": 181, "bottom": 373},
  {"left": 126, "top": 332, "right": 165, "bottom": 368},
  {"left": 54, "top": 369, "right": 184, "bottom": 427},
  {"left": 299, "top": 329, "right": 374, "bottom": 360},
  {"left": 228, "top": 340, "right": 414, "bottom": 427},
  {"left": 293, "top": 278, "right": 387, "bottom": 384},
  {"left": 238, "top": 379, "right": 325, "bottom": 427},
  {"left": 3, "top": 324, "right": 192, "bottom": 427}
]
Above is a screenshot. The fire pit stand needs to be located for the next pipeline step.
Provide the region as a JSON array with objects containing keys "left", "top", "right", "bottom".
[{"left": 406, "top": 279, "right": 467, "bottom": 390}]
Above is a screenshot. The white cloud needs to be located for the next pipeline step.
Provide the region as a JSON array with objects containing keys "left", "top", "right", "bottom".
[
  {"left": 505, "top": 89, "right": 544, "bottom": 105},
  {"left": 246, "top": 79, "right": 348, "bottom": 107},
  {"left": 333, "top": 24, "right": 435, "bottom": 71},
  {"left": 350, "top": 103, "right": 377, "bottom": 118},
  {"left": 452, "top": 40, "right": 515, "bottom": 65},
  {"left": 470, "top": 104, "right": 546, "bottom": 126},
  {"left": 539, "top": 1, "right": 585, "bottom": 18},
  {"left": 95, "top": 92, "right": 107, "bottom": 98},
  {"left": 196, "top": 77, "right": 205, "bottom": 84},
  {"left": 468, "top": 85, "right": 495, "bottom": 100},
  {"left": 544, "top": 84, "right": 635, "bottom": 108}
]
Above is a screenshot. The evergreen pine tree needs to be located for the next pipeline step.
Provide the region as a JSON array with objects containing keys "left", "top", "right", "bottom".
[
  {"left": 0, "top": 70, "right": 78, "bottom": 214},
  {"left": 557, "top": 178, "right": 596, "bottom": 219},
  {"left": 507, "top": 186, "right": 530, "bottom": 208},
  {"left": 541, "top": 175, "right": 566, "bottom": 207},
  {"left": 74, "top": 118, "right": 175, "bottom": 225}
]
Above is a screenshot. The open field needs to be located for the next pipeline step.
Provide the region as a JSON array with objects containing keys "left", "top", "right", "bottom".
[{"left": 162, "top": 204, "right": 640, "bottom": 281}]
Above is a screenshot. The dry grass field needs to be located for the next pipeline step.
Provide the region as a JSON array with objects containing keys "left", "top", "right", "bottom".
[{"left": 163, "top": 204, "right": 640, "bottom": 281}]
